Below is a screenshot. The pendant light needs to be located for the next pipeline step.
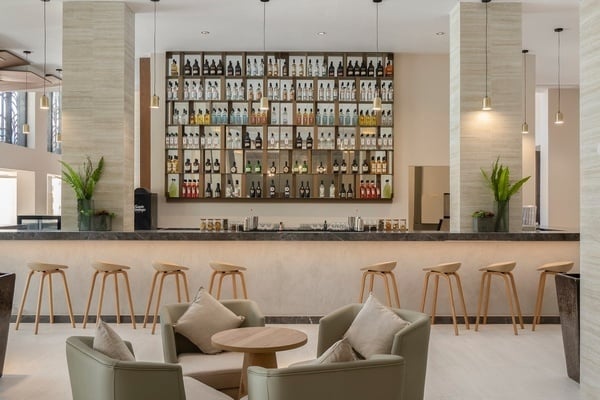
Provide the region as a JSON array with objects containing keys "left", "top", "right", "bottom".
[
  {"left": 372, "top": 0, "right": 382, "bottom": 111},
  {"left": 482, "top": 0, "right": 492, "bottom": 111},
  {"left": 56, "top": 68, "right": 62, "bottom": 142},
  {"left": 521, "top": 49, "right": 529, "bottom": 134},
  {"left": 150, "top": 0, "right": 160, "bottom": 109},
  {"left": 259, "top": 0, "right": 270, "bottom": 111},
  {"left": 39, "top": 0, "right": 50, "bottom": 110},
  {"left": 554, "top": 27, "right": 564, "bottom": 125},
  {"left": 23, "top": 50, "right": 31, "bottom": 134}
]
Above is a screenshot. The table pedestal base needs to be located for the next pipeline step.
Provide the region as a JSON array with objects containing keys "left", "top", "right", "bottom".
[{"left": 239, "top": 352, "right": 277, "bottom": 398}]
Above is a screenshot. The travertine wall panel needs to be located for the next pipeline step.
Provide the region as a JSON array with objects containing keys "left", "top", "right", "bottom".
[{"left": 61, "top": 2, "right": 134, "bottom": 231}]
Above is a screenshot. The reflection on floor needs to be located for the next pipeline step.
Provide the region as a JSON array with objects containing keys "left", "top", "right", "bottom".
[{"left": 0, "top": 323, "right": 579, "bottom": 400}]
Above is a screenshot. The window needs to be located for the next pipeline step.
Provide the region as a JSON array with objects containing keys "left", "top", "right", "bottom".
[
  {"left": 0, "top": 91, "right": 28, "bottom": 147},
  {"left": 47, "top": 91, "right": 62, "bottom": 154}
]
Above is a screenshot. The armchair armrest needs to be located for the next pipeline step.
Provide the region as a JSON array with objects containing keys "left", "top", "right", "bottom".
[
  {"left": 247, "top": 355, "right": 405, "bottom": 400},
  {"left": 112, "top": 361, "right": 186, "bottom": 400}
]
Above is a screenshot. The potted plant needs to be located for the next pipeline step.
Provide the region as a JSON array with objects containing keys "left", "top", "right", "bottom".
[
  {"left": 92, "top": 210, "right": 115, "bottom": 231},
  {"left": 472, "top": 210, "right": 495, "bottom": 232},
  {"left": 481, "top": 157, "right": 530, "bottom": 232},
  {"left": 60, "top": 156, "right": 105, "bottom": 231}
]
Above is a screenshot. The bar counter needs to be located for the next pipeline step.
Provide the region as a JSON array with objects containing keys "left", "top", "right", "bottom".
[{"left": 0, "top": 230, "right": 579, "bottom": 321}]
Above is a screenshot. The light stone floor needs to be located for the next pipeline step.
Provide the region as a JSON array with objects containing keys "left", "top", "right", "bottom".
[{"left": 0, "top": 322, "right": 579, "bottom": 400}]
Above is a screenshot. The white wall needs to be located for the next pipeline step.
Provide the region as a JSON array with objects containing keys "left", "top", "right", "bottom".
[{"left": 150, "top": 53, "right": 451, "bottom": 228}]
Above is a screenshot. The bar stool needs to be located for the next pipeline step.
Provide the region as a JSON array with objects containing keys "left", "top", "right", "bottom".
[
  {"left": 358, "top": 261, "right": 400, "bottom": 308},
  {"left": 420, "top": 262, "right": 469, "bottom": 335},
  {"left": 475, "top": 261, "right": 524, "bottom": 335},
  {"left": 15, "top": 262, "right": 76, "bottom": 334},
  {"left": 532, "top": 261, "right": 574, "bottom": 331},
  {"left": 143, "top": 261, "right": 191, "bottom": 334},
  {"left": 208, "top": 261, "right": 248, "bottom": 299},
  {"left": 82, "top": 261, "right": 136, "bottom": 329}
]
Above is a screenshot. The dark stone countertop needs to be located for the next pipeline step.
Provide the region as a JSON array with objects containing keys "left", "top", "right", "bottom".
[{"left": 0, "top": 230, "right": 580, "bottom": 241}]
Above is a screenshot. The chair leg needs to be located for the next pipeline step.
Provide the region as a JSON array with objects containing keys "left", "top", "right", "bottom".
[
  {"left": 151, "top": 272, "right": 167, "bottom": 334},
  {"left": 47, "top": 272, "right": 54, "bottom": 324},
  {"left": 482, "top": 272, "right": 492, "bottom": 325},
  {"left": 379, "top": 272, "right": 392, "bottom": 307},
  {"left": 34, "top": 272, "right": 46, "bottom": 335},
  {"left": 216, "top": 273, "right": 225, "bottom": 300},
  {"left": 114, "top": 273, "right": 121, "bottom": 324},
  {"left": 232, "top": 272, "right": 239, "bottom": 299},
  {"left": 143, "top": 271, "right": 160, "bottom": 328},
  {"left": 368, "top": 272, "right": 375, "bottom": 294},
  {"left": 501, "top": 273, "right": 518, "bottom": 335},
  {"left": 96, "top": 273, "right": 109, "bottom": 326},
  {"left": 420, "top": 272, "right": 431, "bottom": 313},
  {"left": 208, "top": 271, "right": 218, "bottom": 295},
  {"left": 122, "top": 271, "right": 136, "bottom": 329},
  {"left": 58, "top": 270, "right": 76, "bottom": 328},
  {"left": 431, "top": 274, "right": 440, "bottom": 324},
  {"left": 182, "top": 272, "right": 191, "bottom": 302},
  {"left": 453, "top": 273, "right": 470, "bottom": 329},
  {"left": 239, "top": 272, "right": 248, "bottom": 299},
  {"left": 389, "top": 272, "right": 401, "bottom": 308},
  {"left": 475, "top": 272, "right": 487, "bottom": 331},
  {"left": 508, "top": 272, "right": 524, "bottom": 329},
  {"left": 444, "top": 274, "right": 459, "bottom": 336},
  {"left": 358, "top": 271, "right": 369, "bottom": 303},
  {"left": 532, "top": 271, "right": 545, "bottom": 331},
  {"left": 15, "top": 270, "right": 35, "bottom": 331},
  {"left": 175, "top": 272, "right": 182, "bottom": 302},
  {"left": 83, "top": 271, "right": 99, "bottom": 328}
]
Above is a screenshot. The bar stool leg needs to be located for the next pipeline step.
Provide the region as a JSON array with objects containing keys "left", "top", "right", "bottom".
[
  {"left": 430, "top": 274, "right": 440, "bottom": 324},
  {"left": 475, "top": 272, "right": 487, "bottom": 331},
  {"left": 216, "top": 272, "right": 225, "bottom": 299},
  {"left": 358, "top": 271, "right": 369, "bottom": 303},
  {"left": 83, "top": 271, "right": 99, "bottom": 328},
  {"left": 114, "top": 273, "right": 121, "bottom": 324},
  {"left": 532, "top": 271, "right": 547, "bottom": 331},
  {"left": 143, "top": 271, "right": 160, "bottom": 328},
  {"left": 96, "top": 273, "right": 109, "bottom": 326},
  {"left": 444, "top": 274, "right": 459, "bottom": 336},
  {"left": 453, "top": 273, "right": 470, "bottom": 329},
  {"left": 15, "top": 270, "right": 35, "bottom": 331},
  {"left": 47, "top": 272, "right": 54, "bottom": 324},
  {"left": 122, "top": 271, "right": 136, "bottom": 329},
  {"left": 232, "top": 272, "right": 239, "bottom": 299},
  {"left": 208, "top": 271, "right": 218, "bottom": 295},
  {"left": 175, "top": 272, "right": 182, "bottom": 302},
  {"left": 151, "top": 272, "right": 167, "bottom": 334},
  {"left": 368, "top": 272, "right": 375, "bottom": 294},
  {"left": 58, "top": 269, "right": 76, "bottom": 328},
  {"left": 239, "top": 272, "right": 248, "bottom": 299},
  {"left": 34, "top": 273, "right": 46, "bottom": 335},
  {"left": 389, "top": 272, "right": 401, "bottom": 308},
  {"left": 379, "top": 272, "right": 392, "bottom": 307},
  {"left": 420, "top": 272, "right": 431, "bottom": 313},
  {"left": 182, "top": 272, "right": 191, "bottom": 302},
  {"left": 501, "top": 273, "right": 518, "bottom": 335},
  {"left": 508, "top": 272, "right": 524, "bottom": 329},
  {"left": 482, "top": 272, "right": 492, "bottom": 325}
]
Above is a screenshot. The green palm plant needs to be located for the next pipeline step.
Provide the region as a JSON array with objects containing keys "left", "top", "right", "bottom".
[
  {"left": 60, "top": 156, "right": 105, "bottom": 200},
  {"left": 481, "top": 157, "right": 530, "bottom": 202}
]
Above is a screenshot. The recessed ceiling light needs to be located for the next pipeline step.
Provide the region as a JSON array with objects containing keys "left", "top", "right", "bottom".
[
  {"left": 317, "top": 32, "right": 327, "bottom": 36},
  {"left": 435, "top": 31, "right": 446, "bottom": 36},
  {"left": 201, "top": 31, "right": 210, "bottom": 35}
]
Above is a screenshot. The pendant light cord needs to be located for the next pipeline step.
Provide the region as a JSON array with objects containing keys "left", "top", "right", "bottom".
[
  {"left": 153, "top": 0, "right": 157, "bottom": 96},
  {"left": 263, "top": 1, "right": 266, "bottom": 52},
  {"left": 376, "top": 2, "right": 379, "bottom": 56},
  {"left": 557, "top": 29, "right": 561, "bottom": 112},
  {"left": 523, "top": 51, "right": 527, "bottom": 123},
  {"left": 485, "top": 1, "right": 488, "bottom": 98},
  {"left": 43, "top": 0, "right": 47, "bottom": 96}
]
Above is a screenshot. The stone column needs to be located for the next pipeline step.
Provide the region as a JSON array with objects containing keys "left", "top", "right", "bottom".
[
  {"left": 580, "top": 0, "right": 600, "bottom": 396},
  {"left": 61, "top": 2, "right": 135, "bottom": 231},
  {"left": 449, "top": 2, "right": 523, "bottom": 232}
]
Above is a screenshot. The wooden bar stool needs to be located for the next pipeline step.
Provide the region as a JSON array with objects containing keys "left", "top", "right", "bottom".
[
  {"left": 420, "top": 261, "right": 469, "bottom": 335},
  {"left": 143, "top": 261, "right": 191, "bottom": 334},
  {"left": 532, "top": 261, "right": 574, "bottom": 331},
  {"left": 15, "top": 262, "right": 76, "bottom": 334},
  {"left": 358, "top": 261, "right": 400, "bottom": 308},
  {"left": 208, "top": 261, "right": 248, "bottom": 299},
  {"left": 82, "top": 261, "right": 136, "bottom": 329},
  {"left": 475, "top": 261, "right": 524, "bottom": 335}
]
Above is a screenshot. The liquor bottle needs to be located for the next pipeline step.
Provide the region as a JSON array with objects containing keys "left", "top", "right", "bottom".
[
  {"left": 360, "top": 60, "right": 367, "bottom": 76},
  {"left": 252, "top": 58, "right": 258, "bottom": 76},
  {"left": 230, "top": 161, "right": 238, "bottom": 174},
  {"left": 209, "top": 59, "right": 217, "bottom": 75},
  {"left": 361, "top": 159, "right": 369, "bottom": 173},
  {"left": 254, "top": 160, "right": 262, "bottom": 173},
  {"left": 193, "top": 158, "right": 200, "bottom": 173},
  {"left": 319, "top": 180, "right": 325, "bottom": 198},
  {"left": 320, "top": 60, "right": 327, "bottom": 77},
  {"left": 347, "top": 60, "right": 354, "bottom": 76},
  {"left": 269, "top": 180, "right": 276, "bottom": 198},
  {"left": 256, "top": 181, "right": 262, "bottom": 198},
  {"left": 385, "top": 60, "right": 393, "bottom": 77},
  {"left": 359, "top": 180, "right": 366, "bottom": 198},
  {"left": 332, "top": 159, "right": 340, "bottom": 173},
  {"left": 217, "top": 59, "right": 224, "bottom": 75},
  {"left": 301, "top": 160, "right": 309, "bottom": 174},
  {"left": 367, "top": 60, "right": 375, "bottom": 77},
  {"left": 192, "top": 59, "right": 200, "bottom": 75},
  {"left": 305, "top": 182, "right": 311, "bottom": 198},
  {"left": 234, "top": 179, "right": 241, "bottom": 197},
  {"left": 184, "top": 158, "right": 192, "bottom": 173},
  {"left": 347, "top": 183, "right": 354, "bottom": 199},
  {"left": 340, "top": 159, "right": 348, "bottom": 173},
  {"left": 168, "top": 178, "right": 178, "bottom": 197},
  {"left": 317, "top": 161, "right": 325, "bottom": 174},
  {"left": 382, "top": 179, "right": 392, "bottom": 199},
  {"left": 226, "top": 179, "right": 233, "bottom": 198},
  {"left": 339, "top": 183, "right": 346, "bottom": 199},
  {"left": 214, "top": 183, "right": 221, "bottom": 197},
  {"left": 291, "top": 59, "right": 297, "bottom": 76},
  {"left": 203, "top": 59, "right": 210, "bottom": 75},
  {"left": 249, "top": 181, "right": 256, "bottom": 198},
  {"left": 302, "top": 108, "right": 308, "bottom": 125},
  {"left": 235, "top": 60, "right": 242, "bottom": 76},
  {"left": 184, "top": 59, "right": 192, "bottom": 75},
  {"left": 329, "top": 180, "right": 336, "bottom": 198},
  {"left": 382, "top": 156, "right": 388, "bottom": 173},
  {"left": 243, "top": 132, "right": 251, "bottom": 149},
  {"left": 284, "top": 180, "right": 291, "bottom": 198},
  {"left": 307, "top": 59, "right": 313, "bottom": 76},
  {"left": 270, "top": 108, "right": 278, "bottom": 125},
  {"left": 314, "top": 59, "right": 320, "bottom": 77},
  {"left": 283, "top": 161, "right": 290, "bottom": 173},
  {"left": 273, "top": 59, "right": 279, "bottom": 76},
  {"left": 374, "top": 180, "right": 381, "bottom": 198},
  {"left": 205, "top": 182, "right": 213, "bottom": 198},
  {"left": 292, "top": 160, "right": 300, "bottom": 174},
  {"left": 268, "top": 59, "right": 273, "bottom": 76},
  {"left": 283, "top": 132, "right": 290, "bottom": 148},
  {"left": 171, "top": 59, "right": 178, "bottom": 76},
  {"left": 299, "top": 181, "right": 305, "bottom": 198},
  {"left": 328, "top": 108, "right": 335, "bottom": 126},
  {"left": 246, "top": 59, "right": 252, "bottom": 75},
  {"left": 269, "top": 161, "right": 277, "bottom": 174},
  {"left": 255, "top": 132, "right": 262, "bottom": 149},
  {"left": 282, "top": 59, "right": 289, "bottom": 76},
  {"left": 296, "top": 133, "right": 303, "bottom": 149},
  {"left": 213, "top": 158, "right": 220, "bottom": 173},
  {"left": 298, "top": 59, "right": 304, "bottom": 77},
  {"left": 370, "top": 156, "right": 377, "bottom": 172},
  {"left": 204, "top": 158, "right": 212, "bottom": 173},
  {"left": 245, "top": 160, "right": 253, "bottom": 173},
  {"left": 376, "top": 60, "right": 384, "bottom": 77},
  {"left": 328, "top": 61, "right": 335, "bottom": 77},
  {"left": 351, "top": 159, "right": 359, "bottom": 173},
  {"left": 227, "top": 60, "right": 233, "bottom": 76},
  {"left": 337, "top": 61, "right": 344, "bottom": 77},
  {"left": 306, "top": 132, "right": 313, "bottom": 149}
]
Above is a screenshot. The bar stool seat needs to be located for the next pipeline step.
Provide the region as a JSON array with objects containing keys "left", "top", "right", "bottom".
[
  {"left": 15, "top": 262, "right": 76, "bottom": 334},
  {"left": 358, "top": 261, "right": 400, "bottom": 308},
  {"left": 143, "top": 261, "right": 191, "bottom": 334},
  {"left": 83, "top": 261, "right": 136, "bottom": 329},
  {"left": 420, "top": 262, "right": 469, "bottom": 335},
  {"left": 475, "top": 261, "right": 524, "bottom": 335},
  {"left": 532, "top": 261, "right": 574, "bottom": 331},
  {"left": 209, "top": 261, "right": 248, "bottom": 299}
]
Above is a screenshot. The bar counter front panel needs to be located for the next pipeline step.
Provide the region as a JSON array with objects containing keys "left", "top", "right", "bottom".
[{"left": 0, "top": 231, "right": 579, "bottom": 320}]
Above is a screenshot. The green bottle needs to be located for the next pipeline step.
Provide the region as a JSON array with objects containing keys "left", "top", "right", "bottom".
[
  {"left": 382, "top": 179, "right": 392, "bottom": 199},
  {"left": 168, "top": 178, "right": 179, "bottom": 198}
]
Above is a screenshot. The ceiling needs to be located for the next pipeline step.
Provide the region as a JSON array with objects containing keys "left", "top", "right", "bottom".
[{"left": 0, "top": 0, "right": 580, "bottom": 88}]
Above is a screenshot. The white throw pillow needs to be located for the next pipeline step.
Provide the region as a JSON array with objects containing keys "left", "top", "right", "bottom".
[
  {"left": 344, "top": 294, "right": 410, "bottom": 358},
  {"left": 93, "top": 320, "right": 135, "bottom": 361},
  {"left": 315, "top": 337, "right": 360, "bottom": 364},
  {"left": 174, "top": 287, "right": 244, "bottom": 354}
]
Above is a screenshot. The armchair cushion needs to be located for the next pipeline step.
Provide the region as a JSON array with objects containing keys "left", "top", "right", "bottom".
[
  {"left": 93, "top": 320, "right": 135, "bottom": 362},
  {"left": 174, "top": 288, "right": 244, "bottom": 354},
  {"left": 344, "top": 294, "right": 410, "bottom": 358}
]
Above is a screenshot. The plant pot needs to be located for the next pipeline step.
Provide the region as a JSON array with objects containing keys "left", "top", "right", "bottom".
[
  {"left": 473, "top": 217, "right": 495, "bottom": 232},
  {"left": 77, "top": 199, "right": 94, "bottom": 231},
  {"left": 494, "top": 200, "right": 509, "bottom": 232},
  {"left": 0, "top": 272, "right": 16, "bottom": 377},
  {"left": 93, "top": 214, "right": 113, "bottom": 231}
]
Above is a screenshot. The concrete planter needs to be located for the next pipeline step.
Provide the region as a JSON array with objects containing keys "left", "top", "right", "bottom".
[
  {"left": 0, "top": 272, "right": 16, "bottom": 378},
  {"left": 555, "top": 273, "right": 580, "bottom": 383}
]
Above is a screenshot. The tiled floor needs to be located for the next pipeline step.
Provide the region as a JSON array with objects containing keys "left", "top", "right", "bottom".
[{"left": 0, "top": 322, "right": 579, "bottom": 400}]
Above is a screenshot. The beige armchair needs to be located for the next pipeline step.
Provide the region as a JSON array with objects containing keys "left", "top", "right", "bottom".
[
  {"left": 247, "top": 354, "right": 405, "bottom": 400},
  {"left": 160, "top": 299, "right": 265, "bottom": 397},
  {"left": 317, "top": 305, "right": 430, "bottom": 400},
  {"left": 65, "top": 336, "right": 232, "bottom": 400}
]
